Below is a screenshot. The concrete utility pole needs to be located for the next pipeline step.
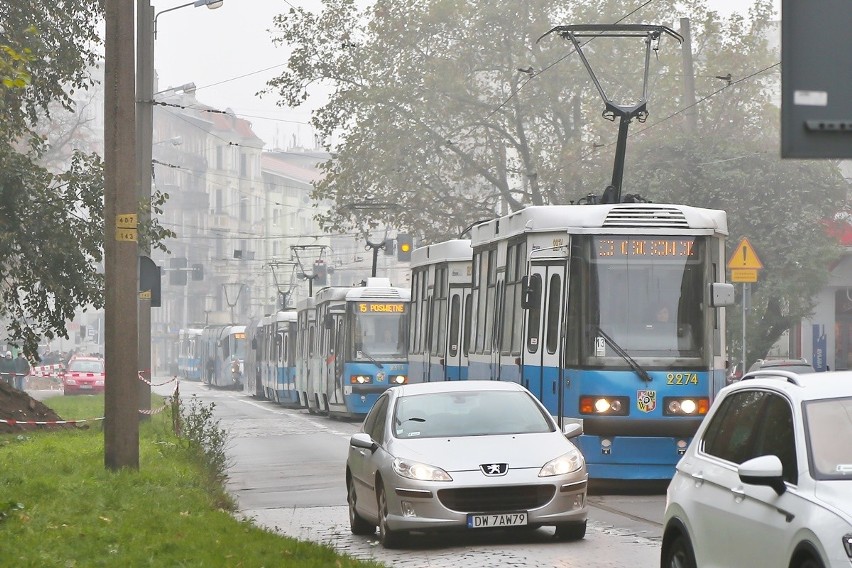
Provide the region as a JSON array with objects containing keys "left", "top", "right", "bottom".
[
  {"left": 137, "top": 0, "right": 155, "bottom": 414},
  {"left": 104, "top": 0, "right": 140, "bottom": 470}
]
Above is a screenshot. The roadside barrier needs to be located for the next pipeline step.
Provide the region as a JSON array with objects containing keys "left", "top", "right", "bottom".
[{"left": 1, "top": 375, "right": 180, "bottom": 427}]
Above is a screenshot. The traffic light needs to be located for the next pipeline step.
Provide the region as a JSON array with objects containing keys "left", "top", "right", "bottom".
[
  {"left": 314, "top": 260, "right": 327, "bottom": 286},
  {"left": 397, "top": 233, "right": 413, "bottom": 262},
  {"left": 169, "top": 257, "right": 187, "bottom": 286}
]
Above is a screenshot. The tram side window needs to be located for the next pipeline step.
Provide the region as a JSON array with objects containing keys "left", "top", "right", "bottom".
[
  {"left": 502, "top": 242, "right": 524, "bottom": 356},
  {"left": 463, "top": 293, "right": 473, "bottom": 357},
  {"left": 449, "top": 294, "right": 461, "bottom": 358},
  {"left": 484, "top": 249, "right": 497, "bottom": 354},
  {"left": 410, "top": 271, "right": 421, "bottom": 354},
  {"left": 472, "top": 251, "right": 485, "bottom": 352},
  {"left": 546, "top": 274, "right": 561, "bottom": 354},
  {"left": 526, "top": 274, "right": 542, "bottom": 353},
  {"left": 431, "top": 267, "right": 447, "bottom": 356}
]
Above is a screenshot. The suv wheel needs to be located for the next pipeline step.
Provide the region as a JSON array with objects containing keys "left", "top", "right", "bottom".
[{"left": 661, "top": 533, "right": 696, "bottom": 568}]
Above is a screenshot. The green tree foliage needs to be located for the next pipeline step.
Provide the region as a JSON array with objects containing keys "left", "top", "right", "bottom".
[
  {"left": 268, "top": 0, "right": 848, "bottom": 361},
  {"left": 0, "top": 2, "right": 108, "bottom": 359}
]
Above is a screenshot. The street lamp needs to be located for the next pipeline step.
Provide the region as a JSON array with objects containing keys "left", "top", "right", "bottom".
[
  {"left": 154, "top": 0, "right": 224, "bottom": 39},
  {"left": 136, "top": 0, "right": 224, "bottom": 411}
]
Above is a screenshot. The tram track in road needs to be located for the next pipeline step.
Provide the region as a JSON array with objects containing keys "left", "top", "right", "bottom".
[{"left": 587, "top": 496, "right": 663, "bottom": 527}]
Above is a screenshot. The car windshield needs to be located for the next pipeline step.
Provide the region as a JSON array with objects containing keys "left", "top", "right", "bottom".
[
  {"left": 804, "top": 396, "right": 852, "bottom": 479},
  {"left": 68, "top": 360, "right": 104, "bottom": 373},
  {"left": 393, "top": 390, "right": 553, "bottom": 439}
]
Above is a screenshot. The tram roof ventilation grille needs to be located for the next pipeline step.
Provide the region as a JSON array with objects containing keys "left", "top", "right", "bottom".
[
  {"left": 602, "top": 206, "right": 689, "bottom": 228},
  {"left": 359, "top": 288, "right": 404, "bottom": 299}
]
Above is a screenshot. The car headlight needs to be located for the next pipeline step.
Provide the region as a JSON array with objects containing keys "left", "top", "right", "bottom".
[
  {"left": 350, "top": 375, "right": 372, "bottom": 384},
  {"left": 391, "top": 375, "right": 407, "bottom": 384},
  {"left": 843, "top": 534, "right": 852, "bottom": 558},
  {"left": 539, "top": 447, "right": 584, "bottom": 477},
  {"left": 392, "top": 458, "right": 452, "bottom": 482}
]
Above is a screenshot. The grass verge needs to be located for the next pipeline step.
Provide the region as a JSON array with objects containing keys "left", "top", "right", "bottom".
[{"left": 0, "top": 393, "right": 384, "bottom": 568}]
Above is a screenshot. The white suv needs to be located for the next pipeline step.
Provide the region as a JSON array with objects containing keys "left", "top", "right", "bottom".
[{"left": 661, "top": 369, "right": 852, "bottom": 568}]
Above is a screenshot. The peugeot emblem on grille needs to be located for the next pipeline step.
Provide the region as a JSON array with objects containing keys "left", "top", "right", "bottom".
[{"left": 481, "top": 463, "right": 508, "bottom": 476}]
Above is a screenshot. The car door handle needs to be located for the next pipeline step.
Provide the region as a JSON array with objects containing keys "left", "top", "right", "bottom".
[
  {"left": 731, "top": 487, "right": 746, "bottom": 498},
  {"left": 690, "top": 472, "right": 704, "bottom": 483}
]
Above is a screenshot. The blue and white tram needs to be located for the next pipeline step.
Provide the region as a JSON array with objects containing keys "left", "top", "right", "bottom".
[
  {"left": 408, "top": 239, "right": 473, "bottom": 382},
  {"left": 243, "top": 317, "right": 265, "bottom": 398},
  {"left": 199, "top": 324, "right": 247, "bottom": 389},
  {"left": 267, "top": 310, "right": 299, "bottom": 406},
  {"left": 177, "top": 327, "right": 203, "bottom": 381},
  {"left": 295, "top": 297, "right": 316, "bottom": 412},
  {"left": 466, "top": 204, "right": 734, "bottom": 481},
  {"left": 300, "top": 277, "right": 411, "bottom": 418}
]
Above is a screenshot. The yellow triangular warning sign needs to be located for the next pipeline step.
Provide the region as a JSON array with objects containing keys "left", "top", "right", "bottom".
[{"left": 727, "top": 237, "right": 763, "bottom": 269}]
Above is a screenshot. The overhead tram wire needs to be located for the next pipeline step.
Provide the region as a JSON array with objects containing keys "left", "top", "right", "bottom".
[
  {"left": 555, "top": 60, "right": 782, "bottom": 171},
  {"left": 444, "top": 0, "right": 658, "bottom": 142}
]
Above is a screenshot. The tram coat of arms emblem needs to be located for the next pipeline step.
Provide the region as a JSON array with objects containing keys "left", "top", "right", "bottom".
[{"left": 637, "top": 390, "right": 656, "bottom": 413}]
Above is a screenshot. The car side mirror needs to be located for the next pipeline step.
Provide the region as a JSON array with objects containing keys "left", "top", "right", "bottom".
[
  {"left": 349, "top": 432, "right": 378, "bottom": 452},
  {"left": 738, "top": 455, "right": 787, "bottom": 496},
  {"left": 562, "top": 422, "right": 583, "bottom": 439}
]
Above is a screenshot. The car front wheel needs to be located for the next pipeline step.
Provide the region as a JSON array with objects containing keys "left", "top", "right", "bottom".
[
  {"left": 347, "top": 476, "right": 375, "bottom": 536},
  {"left": 377, "top": 482, "right": 406, "bottom": 548},
  {"left": 661, "top": 533, "right": 696, "bottom": 568}
]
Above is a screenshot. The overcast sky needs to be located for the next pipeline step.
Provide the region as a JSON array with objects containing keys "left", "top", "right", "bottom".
[{"left": 152, "top": 0, "right": 781, "bottom": 151}]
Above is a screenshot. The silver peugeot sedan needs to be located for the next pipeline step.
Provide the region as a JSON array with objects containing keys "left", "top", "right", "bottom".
[{"left": 345, "top": 380, "right": 588, "bottom": 548}]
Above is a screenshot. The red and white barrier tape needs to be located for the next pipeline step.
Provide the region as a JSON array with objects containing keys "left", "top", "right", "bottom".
[
  {"left": 0, "top": 417, "right": 104, "bottom": 426},
  {"left": 28, "top": 363, "right": 64, "bottom": 378},
  {"left": 137, "top": 372, "right": 178, "bottom": 387},
  {"left": 2, "top": 379, "right": 179, "bottom": 426}
]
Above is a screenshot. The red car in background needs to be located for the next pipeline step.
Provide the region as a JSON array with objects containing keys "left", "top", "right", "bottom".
[{"left": 62, "top": 356, "right": 105, "bottom": 395}]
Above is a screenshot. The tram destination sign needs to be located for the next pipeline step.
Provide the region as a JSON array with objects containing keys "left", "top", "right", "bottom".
[
  {"left": 357, "top": 302, "right": 406, "bottom": 313},
  {"left": 595, "top": 237, "right": 699, "bottom": 259}
]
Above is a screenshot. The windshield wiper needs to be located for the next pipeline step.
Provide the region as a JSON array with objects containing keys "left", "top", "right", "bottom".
[
  {"left": 357, "top": 348, "right": 384, "bottom": 369},
  {"left": 593, "top": 325, "right": 652, "bottom": 383}
]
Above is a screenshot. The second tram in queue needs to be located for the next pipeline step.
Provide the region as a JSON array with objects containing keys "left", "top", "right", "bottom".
[
  {"left": 296, "top": 277, "right": 410, "bottom": 418},
  {"left": 460, "top": 203, "right": 734, "bottom": 481},
  {"left": 408, "top": 239, "right": 473, "bottom": 382}
]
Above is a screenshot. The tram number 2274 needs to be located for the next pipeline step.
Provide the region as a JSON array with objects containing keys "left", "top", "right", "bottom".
[{"left": 666, "top": 373, "right": 699, "bottom": 385}]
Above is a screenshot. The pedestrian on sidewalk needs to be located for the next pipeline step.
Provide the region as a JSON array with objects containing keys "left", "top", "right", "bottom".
[
  {"left": 14, "top": 351, "right": 31, "bottom": 391},
  {"left": 0, "top": 351, "right": 14, "bottom": 387}
]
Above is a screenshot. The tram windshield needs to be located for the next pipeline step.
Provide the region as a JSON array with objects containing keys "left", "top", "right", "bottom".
[
  {"left": 227, "top": 332, "right": 247, "bottom": 360},
  {"left": 569, "top": 236, "right": 707, "bottom": 366},
  {"left": 351, "top": 302, "right": 409, "bottom": 361}
]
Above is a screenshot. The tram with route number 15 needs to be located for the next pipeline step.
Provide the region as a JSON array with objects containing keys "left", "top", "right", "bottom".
[{"left": 296, "top": 277, "right": 410, "bottom": 418}]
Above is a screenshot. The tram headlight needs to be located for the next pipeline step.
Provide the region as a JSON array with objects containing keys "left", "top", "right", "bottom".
[
  {"left": 350, "top": 374, "right": 373, "bottom": 384},
  {"left": 579, "top": 395, "right": 629, "bottom": 416},
  {"left": 663, "top": 397, "right": 709, "bottom": 416},
  {"left": 391, "top": 375, "right": 407, "bottom": 385}
]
